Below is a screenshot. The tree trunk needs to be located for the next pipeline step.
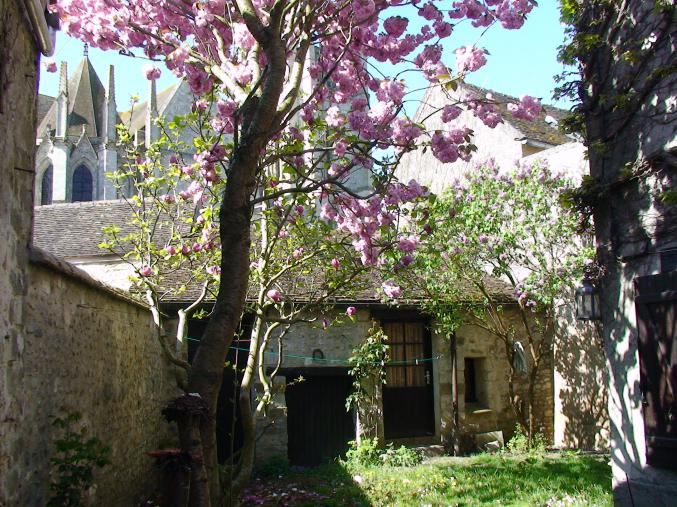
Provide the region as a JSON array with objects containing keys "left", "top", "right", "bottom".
[
  {"left": 180, "top": 25, "right": 301, "bottom": 504},
  {"left": 228, "top": 315, "right": 263, "bottom": 504}
]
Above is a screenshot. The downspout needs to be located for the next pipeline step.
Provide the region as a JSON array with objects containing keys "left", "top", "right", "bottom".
[
  {"left": 450, "top": 332, "right": 460, "bottom": 455},
  {"left": 21, "top": 0, "right": 57, "bottom": 56}
]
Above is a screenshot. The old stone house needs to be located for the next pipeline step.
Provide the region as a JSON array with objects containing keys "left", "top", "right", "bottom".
[
  {"left": 32, "top": 199, "right": 555, "bottom": 466},
  {"left": 396, "top": 83, "right": 609, "bottom": 451},
  {"left": 573, "top": 2, "right": 677, "bottom": 504}
]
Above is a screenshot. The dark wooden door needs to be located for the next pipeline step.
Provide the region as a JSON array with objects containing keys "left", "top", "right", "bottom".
[
  {"left": 635, "top": 272, "right": 677, "bottom": 469},
  {"left": 382, "top": 320, "right": 435, "bottom": 439},
  {"left": 286, "top": 373, "right": 355, "bottom": 466}
]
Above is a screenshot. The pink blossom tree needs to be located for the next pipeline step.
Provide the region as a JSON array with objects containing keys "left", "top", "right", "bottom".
[{"left": 55, "top": 0, "right": 539, "bottom": 503}]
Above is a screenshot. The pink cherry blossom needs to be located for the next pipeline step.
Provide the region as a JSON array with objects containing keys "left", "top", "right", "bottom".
[
  {"left": 44, "top": 60, "right": 57, "bottom": 73},
  {"left": 139, "top": 266, "right": 152, "bottom": 277},
  {"left": 331, "top": 258, "right": 340, "bottom": 270},
  {"left": 508, "top": 95, "right": 542, "bottom": 121},
  {"left": 382, "top": 280, "right": 402, "bottom": 298},
  {"left": 383, "top": 16, "right": 408, "bottom": 37},
  {"left": 143, "top": 64, "right": 161, "bottom": 80},
  {"left": 455, "top": 46, "right": 487, "bottom": 74},
  {"left": 267, "top": 289, "right": 282, "bottom": 303},
  {"left": 441, "top": 105, "right": 462, "bottom": 123},
  {"left": 325, "top": 106, "right": 345, "bottom": 128},
  {"left": 346, "top": 306, "right": 357, "bottom": 317}
]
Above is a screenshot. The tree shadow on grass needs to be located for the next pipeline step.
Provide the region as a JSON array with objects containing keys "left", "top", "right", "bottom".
[
  {"left": 445, "top": 455, "right": 611, "bottom": 505},
  {"left": 240, "top": 459, "right": 371, "bottom": 507}
]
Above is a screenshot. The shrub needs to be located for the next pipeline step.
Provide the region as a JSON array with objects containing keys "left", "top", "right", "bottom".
[
  {"left": 343, "top": 438, "right": 423, "bottom": 469},
  {"left": 379, "top": 444, "right": 423, "bottom": 467},
  {"left": 48, "top": 412, "right": 111, "bottom": 507},
  {"left": 505, "top": 424, "right": 547, "bottom": 456},
  {"left": 344, "top": 438, "right": 382, "bottom": 469}
]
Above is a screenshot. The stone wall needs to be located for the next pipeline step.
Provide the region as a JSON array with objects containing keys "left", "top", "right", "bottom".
[
  {"left": 5, "top": 250, "right": 179, "bottom": 506},
  {"left": 576, "top": 2, "right": 677, "bottom": 504},
  {"left": 0, "top": 0, "right": 41, "bottom": 500},
  {"left": 553, "top": 298, "right": 609, "bottom": 450},
  {"left": 452, "top": 309, "right": 554, "bottom": 446}
]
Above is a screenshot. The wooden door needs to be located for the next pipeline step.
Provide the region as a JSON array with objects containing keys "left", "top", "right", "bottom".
[
  {"left": 286, "top": 373, "right": 355, "bottom": 466},
  {"left": 635, "top": 272, "right": 677, "bottom": 469},
  {"left": 382, "top": 320, "right": 435, "bottom": 439}
]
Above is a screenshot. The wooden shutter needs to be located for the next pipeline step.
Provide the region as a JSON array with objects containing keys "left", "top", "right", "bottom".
[{"left": 635, "top": 272, "right": 677, "bottom": 469}]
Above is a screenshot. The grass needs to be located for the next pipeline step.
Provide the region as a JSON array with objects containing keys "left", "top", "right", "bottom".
[{"left": 241, "top": 452, "right": 612, "bottom": 506}]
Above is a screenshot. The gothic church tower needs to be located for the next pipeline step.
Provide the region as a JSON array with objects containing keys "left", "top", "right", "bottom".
[{"left": 35, "top": 46, "right": 119, "bottom": 204}]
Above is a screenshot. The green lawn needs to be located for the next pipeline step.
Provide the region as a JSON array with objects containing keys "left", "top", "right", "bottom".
[{"left": 241, "top": 453, "right": 612, "bottom": 506}]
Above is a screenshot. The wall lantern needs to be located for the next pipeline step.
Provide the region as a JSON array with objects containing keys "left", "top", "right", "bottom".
[{"left": 575, "top": 278, "right": 601, "bottom": 321}]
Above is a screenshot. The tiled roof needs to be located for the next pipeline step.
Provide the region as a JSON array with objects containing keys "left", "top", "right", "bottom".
[
  {"left": 33, "top": 201, "right": 516, "bottom": 305},
  {"left": 33, "top": 200, "right": 139, "bottom": 258}
]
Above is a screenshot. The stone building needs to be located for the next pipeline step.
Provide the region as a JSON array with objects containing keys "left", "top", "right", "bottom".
[
  {"left": 35, "top": 49, "right": 194, "bottom": 204},
  {"left": 397, "top": 83, "right": 609, "bottom": 451},
  {"left": 0, "top": 4, "right": 179, "bottom": 505},
  {"left": 573, "top": 2, "right": 677, "bottom": 504},
  {"left": 32, "top": 199, "right": 555, "bottom": 465}
]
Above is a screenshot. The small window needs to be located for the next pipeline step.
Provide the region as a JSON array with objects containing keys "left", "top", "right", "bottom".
[
  {"left": 464, "top": 357, "right": 487, "bottom": 406},
  {"left": 72, "top": 165, "right": 93, "bottom": 202},
  {"left": 40, "top": 166, "right": 53, "bottom": 205},
  {"left": 660, "top": 249, "right": 677, "bottom": 273},
  {"left": 465, "top": 358, "right": 478, "bottom": 403}
]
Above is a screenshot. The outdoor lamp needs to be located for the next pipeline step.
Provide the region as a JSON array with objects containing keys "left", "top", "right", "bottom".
[{"left": 575, "top": 278, "right": 601, "bottom": 321}]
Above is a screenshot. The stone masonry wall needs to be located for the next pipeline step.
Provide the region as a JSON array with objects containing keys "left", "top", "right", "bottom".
[
  {"left": 0, "top": 0, "right": 40, "bottom": 501},
  {"left": 5, "top": 252, "right": 180, "bottom": 506},
  {"left": 254, "top": 306, "right": 554, "bottom": 463},
  {"left": 452, "top": 308, "right": 554, "bottom": 446}
]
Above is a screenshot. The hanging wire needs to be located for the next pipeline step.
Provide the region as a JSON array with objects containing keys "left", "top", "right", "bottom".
[{"left": 186, "top": 336, "right": 441, "bottom": 366}]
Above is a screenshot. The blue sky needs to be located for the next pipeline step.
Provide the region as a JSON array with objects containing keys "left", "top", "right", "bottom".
[{"left": 39, "top": 1, "right": 571, "bottom": 111}]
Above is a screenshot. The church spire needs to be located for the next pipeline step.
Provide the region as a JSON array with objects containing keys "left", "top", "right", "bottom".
[
  {"left": 106, "top": 64, "right": 115, "bottom": 101},
  {"left": 83, "top": 43, "right": 89, "bottom": 58},
  {"left": 145, "top": 78, "right": 159, "bottom": 147},
  {"left": 56, "top": 62, "right": 69, "bottom": 138},
  {"left": 103, "top": 64, "right": 117, "bottom": 143},
  {"left": 58, "top": 61, "right": 68, "bottom": 96}
]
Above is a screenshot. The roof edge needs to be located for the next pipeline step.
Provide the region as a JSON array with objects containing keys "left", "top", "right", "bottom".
[{"left": 28, "top": 247, "right": 149, "bottom": 311}]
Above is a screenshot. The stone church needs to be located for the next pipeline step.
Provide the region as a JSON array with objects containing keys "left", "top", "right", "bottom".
[{"left": 35, "top": 48, "right": 191, "bottom": 205}]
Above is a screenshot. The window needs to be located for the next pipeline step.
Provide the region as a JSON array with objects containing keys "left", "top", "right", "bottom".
[
  {"left": 40, "top": 166, "right": 53, "bottom": 205},
  {"left": 464, "top": 357, "right": 487, "bottom": 406},
  {"left": 72, "top": 165, "right": 93, "bottom": 202},
  {"left": 660, "top": 249, "right": 677, "bottom": 273},
  {"left": 384, "top": 321, "right": 428, "bottom": 388}
]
